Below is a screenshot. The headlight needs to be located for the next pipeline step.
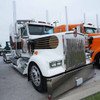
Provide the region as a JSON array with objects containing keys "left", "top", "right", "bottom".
[
  {"left": 50, "top": 60, "right": 62, "bottom": 68},
  {"left": 85, "top": 53, "right": 91, "bottom": 59},
  {"left": 56, "top": 60, "right": 62, "bottom": 66}
]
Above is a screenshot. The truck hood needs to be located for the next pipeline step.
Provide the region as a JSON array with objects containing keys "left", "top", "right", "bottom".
[
  {"left": 88, "top": 33, "right": 100, "bottom": 37},
  {"left": 28, "top": 34, "right": 55, "bottom": 40}
]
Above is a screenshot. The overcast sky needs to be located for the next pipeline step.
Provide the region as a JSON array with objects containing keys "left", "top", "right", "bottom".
[{"left": 0, "top": 0, "right": 100, "bottom": 47}]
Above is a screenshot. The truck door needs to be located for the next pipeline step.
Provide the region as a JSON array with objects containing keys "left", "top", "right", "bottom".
[{"left": 21, "top": 26, "right": 29, "bottom": 53}]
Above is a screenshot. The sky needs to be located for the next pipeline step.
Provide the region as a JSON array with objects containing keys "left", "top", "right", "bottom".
[{"left": 0, "top": 0, "right": 100, "bottom": 47}]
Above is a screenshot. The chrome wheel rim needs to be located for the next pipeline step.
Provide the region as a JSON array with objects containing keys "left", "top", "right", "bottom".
[{"left": 30, "top": 65, "right": 41, "bottom": 86}]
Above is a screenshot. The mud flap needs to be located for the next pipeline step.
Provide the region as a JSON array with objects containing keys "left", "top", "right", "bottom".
[{"left": 47, "top": 64, "right": 94, "bottom": 99}]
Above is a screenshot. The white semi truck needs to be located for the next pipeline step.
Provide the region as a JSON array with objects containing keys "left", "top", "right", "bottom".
[
  {"left": 5, "top": 1, "right": 94, "bottom": 99},
  {"left": 8, "top": 19, "right": 94, "bottom": 99}
]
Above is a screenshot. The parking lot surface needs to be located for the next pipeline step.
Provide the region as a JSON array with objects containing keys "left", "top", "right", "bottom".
[
  {"left": 0, "top": 56, "right": 100, "bottom": 100},
  {"left": 0, "top": 57, "right": 47, "bottom": 100}
]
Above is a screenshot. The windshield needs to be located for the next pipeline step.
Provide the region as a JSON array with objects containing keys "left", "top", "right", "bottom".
[
  {"left": 84, "top": 27, "right": 97, "bottom": 33},
  {"left": 28, "top": 24, "right": 54, "bottom": 35}
]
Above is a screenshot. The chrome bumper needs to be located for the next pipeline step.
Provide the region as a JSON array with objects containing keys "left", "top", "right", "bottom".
[{"left": 47, "top": 63, "right": 94, "bottom": 99}]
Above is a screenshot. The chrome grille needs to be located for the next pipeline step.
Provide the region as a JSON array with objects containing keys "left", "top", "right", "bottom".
[{"left": 65, "top": 39, "right": 86, "bottom": 71}]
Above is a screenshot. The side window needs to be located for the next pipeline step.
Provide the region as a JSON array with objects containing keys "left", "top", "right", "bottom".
[{"left": 21, "top": 27, "right": 27, "bottom": 37}]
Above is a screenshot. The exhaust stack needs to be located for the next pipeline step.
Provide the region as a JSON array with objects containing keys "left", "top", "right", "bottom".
[
  {"left": 84, "top": 13, "right": 86, "bottom": 24},
  {"left": 96, "top": 14, "right": 99, "bottom": 33},
  {"left": 46, "top": 10, "right": 49, "bottom": 23},
  {"left": 65, "top": 6, "right": 69, "bottom": 31},
  {"left": 13, "top": 1, "right": 17, "bottom": 34}
]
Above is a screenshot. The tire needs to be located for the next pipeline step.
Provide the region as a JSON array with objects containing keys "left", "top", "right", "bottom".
[
  {"left": 94, "top": 53, "right": 100, "bottom": 68},
  {"left": 95, "top": 56, "right": 100, "bottom": 68},
  {"left": 29, "top": 63, "right": 47, "bottom": 93}
]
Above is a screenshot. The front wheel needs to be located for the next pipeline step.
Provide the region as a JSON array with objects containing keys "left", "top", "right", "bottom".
[
  {"left": 29, "top": 64, "right": 47, "bottom": 93},
  {"left": 96, "top": 56, "right": 100, "bottom": 68}
]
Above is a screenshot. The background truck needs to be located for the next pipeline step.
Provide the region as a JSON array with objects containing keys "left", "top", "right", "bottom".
[
  {"left": 4, "top": 41, "right": 11, "bottom": 51},
  {"left": 0, "top": 48, "right": 3, "bottom": 56},
  {"left": 54, "top": 23, "right": 100, "bottom": 67},
  {"left": 2, "top": 41, "right": 11, "bottom": 63},
  {"left": 0, "top": 42, "right": 10, "bottom": 56}
]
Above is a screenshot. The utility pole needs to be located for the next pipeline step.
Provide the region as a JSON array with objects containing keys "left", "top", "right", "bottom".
[{"left": 13, "top": 1, "right": 17, "bottom": 34}]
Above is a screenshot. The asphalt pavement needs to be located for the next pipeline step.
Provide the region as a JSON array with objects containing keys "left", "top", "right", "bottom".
[
  {"left": 0, "top": 57, "right": 47, "bottom": 100},
  {"left": 0, "top": 56, "right": 100, "bottom": 100}
]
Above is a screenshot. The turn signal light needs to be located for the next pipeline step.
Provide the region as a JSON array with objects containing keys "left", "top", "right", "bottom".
[{"left": 34, "top": 51, "right": 38, "bottom": 55}]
